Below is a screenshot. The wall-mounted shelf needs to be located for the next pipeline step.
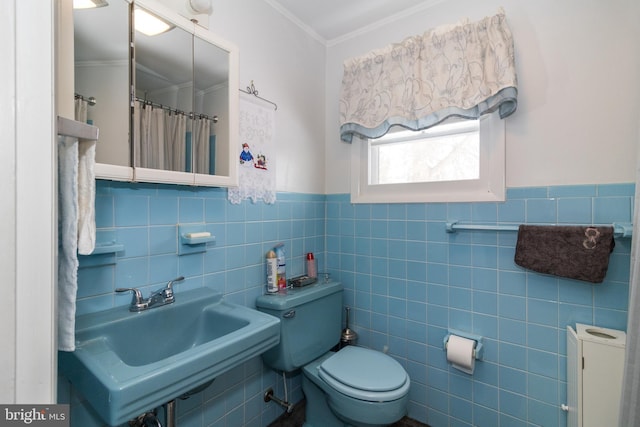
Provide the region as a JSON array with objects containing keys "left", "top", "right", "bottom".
[
  {"left": 90, "top": 243, "right": 125, "bottom": 255},
  {"left": 180, "top": 232, "right": 216, "bottom": 245},
  {"left": 78, "top": 231, "right": 123, "bottom": 267},
  {"left": 178, "top": 225, "right": 215, "bottom": 255}
]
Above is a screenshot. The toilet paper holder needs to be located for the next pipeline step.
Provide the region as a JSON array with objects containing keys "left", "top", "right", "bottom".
[{"left": 443, "top": 329, "right": 484, "bottom": 361}]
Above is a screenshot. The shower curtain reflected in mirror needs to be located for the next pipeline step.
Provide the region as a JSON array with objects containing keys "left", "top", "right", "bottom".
[
  {"left": 193, "top": 116, "right": 212, "bottom": 175},
  {"left": 75, "top": 98, "right": 88, "bottom": 124},
  {"left": 133, "top": 101, "right": 187, "bottom": 172},
  {"left": 133, "top": 101, "right": 215, "bottom": 173},
  {"left": 166, "top": 112, "right": 187, "bottom": 172}
]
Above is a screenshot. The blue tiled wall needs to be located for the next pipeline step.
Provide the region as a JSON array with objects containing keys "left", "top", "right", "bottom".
[
  {"left": 68, "top": 180, "right": 325, "bottom": 427},
  {"left": 325, "top": 184, "right": 633, "bottom": 427},
  {"left": 68, "top": 181, "right": 632, "bottom": 427}
]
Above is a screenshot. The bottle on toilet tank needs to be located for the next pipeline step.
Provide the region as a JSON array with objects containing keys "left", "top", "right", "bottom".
[
  {"left": 274, "top": 243, "right": 286, "bottom": 291},
  {"left": 265, "top": 250, "right": 278, "bottom": 293},
  {"left": 306, "top": 252, "right": 317, "bottom": 279}
]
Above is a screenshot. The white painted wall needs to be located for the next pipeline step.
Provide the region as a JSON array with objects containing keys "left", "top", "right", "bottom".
[
  {"left": 198, "top": 0, "right": 327, "bottom": 194},
  {"left": 0, "top": 0, "right": 18, "bottom": 404},
  {"left": 324, "top": 0, "right": 640, "bottom": 194}
]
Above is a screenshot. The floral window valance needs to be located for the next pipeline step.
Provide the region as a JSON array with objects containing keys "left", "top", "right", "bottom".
[{"left": 339, "top": 10, "right": 517, "bottom": 143}]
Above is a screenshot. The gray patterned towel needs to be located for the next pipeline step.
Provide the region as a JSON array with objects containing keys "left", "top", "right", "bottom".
[{"left": 514, "top": 225, "right": 615, "bottom": 283}]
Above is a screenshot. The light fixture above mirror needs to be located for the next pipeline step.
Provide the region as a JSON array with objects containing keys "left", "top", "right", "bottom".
[
  {"left": 134, "top": 7, "right": 175, "bottom": 36},
  {"left": 73, "top": 0, "right": 108, "bottom": 9},
  {"left": 186, "top": 0, "right": 213, "bottom": 15}
]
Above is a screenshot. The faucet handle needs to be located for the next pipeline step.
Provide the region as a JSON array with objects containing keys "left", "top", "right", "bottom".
[
  {"left": 115, "top": 287, "right": 149, "bottom": 312},
  {"left": 162, "top": 276, "right": 184, "bottom": 300},
  {"left": 165, "top": 276, "right": 185, "bottom": 290}
]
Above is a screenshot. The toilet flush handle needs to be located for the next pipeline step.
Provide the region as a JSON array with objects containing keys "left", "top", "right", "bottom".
[{"left": 283, "top": 310, "right": 296, "bottom": 319}]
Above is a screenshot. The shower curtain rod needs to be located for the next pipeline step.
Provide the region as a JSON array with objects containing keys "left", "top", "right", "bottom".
[
  {"left": 134, "top": 97, "right": 219, "bottom": 123},
  {"left": 74, "top": 93, "right": 96, "bottom": 106},
  {"left": 445, "top": 220, "right": 633, "bottom": 238}
]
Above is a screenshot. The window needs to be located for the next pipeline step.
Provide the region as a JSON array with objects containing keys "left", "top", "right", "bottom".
[
  {"left": 370, "top": 119, "right": 480, "bottom": 185},
  {"left": 351, "top": 112, "right": 505, "bottom": 203}
]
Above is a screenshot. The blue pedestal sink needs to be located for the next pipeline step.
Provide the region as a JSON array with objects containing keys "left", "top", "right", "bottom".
[{"left": 59, "top": 287, "right": 280, "bottom": 426}]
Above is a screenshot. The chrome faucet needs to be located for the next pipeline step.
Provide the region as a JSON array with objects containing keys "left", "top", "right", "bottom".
[{"left": 116, "top": 276, "right": 185, "bottom": 312}]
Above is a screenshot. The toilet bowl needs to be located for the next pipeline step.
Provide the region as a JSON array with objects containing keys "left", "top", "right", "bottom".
[
  {"left": 255, "top": 281, "right": 410, "bottom": 427},
  {"left": 302, "top": 347, "right": 410, "bottom": 427}
]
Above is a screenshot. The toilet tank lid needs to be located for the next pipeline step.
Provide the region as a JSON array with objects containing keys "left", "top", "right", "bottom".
[
  {"left": 256, "top": 281, "right": 342, "bottom": 311},
  {"left": 319, "top": 346, "right": 408, "bottom": 393}
]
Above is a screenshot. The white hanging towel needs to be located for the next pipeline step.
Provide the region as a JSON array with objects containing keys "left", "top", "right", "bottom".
[
  {"left": 77, "top": 140, "right": 96, "bottom": 255},
  {"left": 57, "top": 135, "right": 80, "bottom": 352},
  {"left": 228, "top": 92, "right": 276, "bottom": 204},
  {"left": 75, "top": 98, "right": 96, "bottom": 255},
  {"left": 57, "top": 103, "right": 98, "bottom": 351}
]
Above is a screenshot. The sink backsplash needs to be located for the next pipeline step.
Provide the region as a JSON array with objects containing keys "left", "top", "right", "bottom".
[{"left": 76, "top": 180, "right": 326, "bottom": 315}]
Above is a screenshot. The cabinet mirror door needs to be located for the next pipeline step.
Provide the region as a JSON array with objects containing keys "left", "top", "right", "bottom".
[
  {"left": 133, "top": 4, "right": 193, "bottom": 175},
  {"left": 192, "top": 27, "right": 238, "bottom": 187},
  {"left": 192, "top": 33, "right": 230, "bottom": 177},
  {"left": 73, "top": 0, "right": 238, "bottom": 186},
  {"left": 74, "top": 0, "right": 130, "bottom": 168}
]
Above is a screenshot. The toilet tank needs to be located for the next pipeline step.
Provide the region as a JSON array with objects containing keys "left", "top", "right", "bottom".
[{"left": 256, "top": 281, "right": 343, "bottom": 372}]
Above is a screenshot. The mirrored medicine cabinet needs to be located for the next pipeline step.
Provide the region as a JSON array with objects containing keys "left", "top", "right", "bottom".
[{"left": 73, "top": 0, "right": 238, "bottom": 186}]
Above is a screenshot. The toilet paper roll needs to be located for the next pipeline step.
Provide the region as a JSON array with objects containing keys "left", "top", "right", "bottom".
[{"left": 446, "top": 335, "right": 476, "bottom": 374}]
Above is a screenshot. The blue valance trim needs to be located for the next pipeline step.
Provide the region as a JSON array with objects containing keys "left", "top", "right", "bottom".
[{"left": 340, "top": 86, "right": 517, "bottom": 143}]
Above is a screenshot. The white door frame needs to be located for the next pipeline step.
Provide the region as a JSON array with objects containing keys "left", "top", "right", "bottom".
[{"left": 0, "top": 0, "right": 57, "bottom": 403}]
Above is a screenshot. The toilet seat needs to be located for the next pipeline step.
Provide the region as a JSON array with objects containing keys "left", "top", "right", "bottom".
[{"left": 318, "top": 346, "right": 409, "bottom": 402}]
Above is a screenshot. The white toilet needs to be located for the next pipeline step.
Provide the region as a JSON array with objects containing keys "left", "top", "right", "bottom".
[{"left": 256, "top": 281, "right": 410, "bottom": 427}]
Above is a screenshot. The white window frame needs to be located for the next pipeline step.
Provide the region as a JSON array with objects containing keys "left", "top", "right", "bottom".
[{"left": 350, "top": 112, "right": 506, "bottom": 203}]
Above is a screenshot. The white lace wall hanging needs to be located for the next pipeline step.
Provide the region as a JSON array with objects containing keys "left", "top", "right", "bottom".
[{"left": 228, "top": 92, "right": 276, "bottom": 204}]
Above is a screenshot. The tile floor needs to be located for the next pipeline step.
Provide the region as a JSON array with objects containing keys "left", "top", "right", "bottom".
[{"left": 267, "top": 400, "right": 429, "bottom": 427}]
